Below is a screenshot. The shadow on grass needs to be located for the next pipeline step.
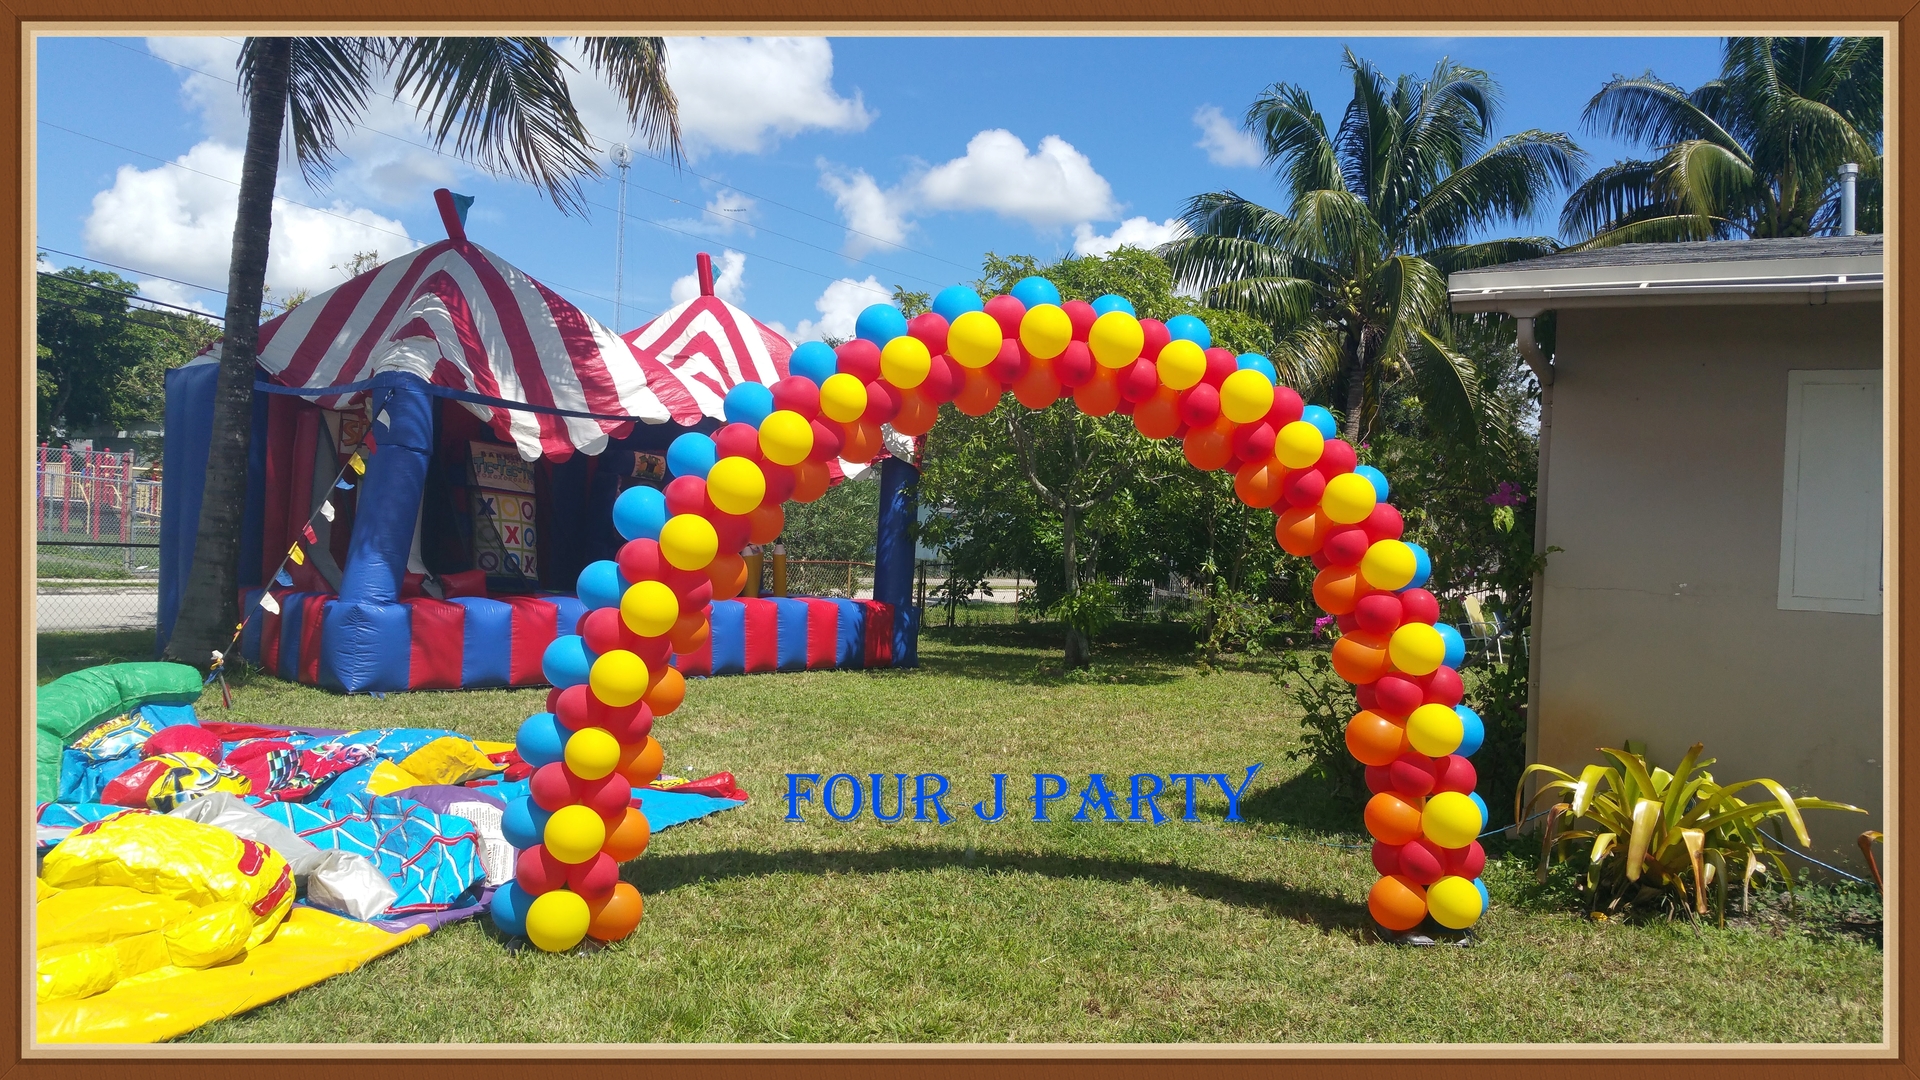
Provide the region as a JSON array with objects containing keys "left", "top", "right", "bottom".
[
  {"left": 624, "top": 844, "right": 1368, "bottom": 935},
  {"left": 37, "top": 629, "right": 159, "bottom": 683},
  {"left": 1238, "top": 769, "right": 1367, "bottom": 836}
]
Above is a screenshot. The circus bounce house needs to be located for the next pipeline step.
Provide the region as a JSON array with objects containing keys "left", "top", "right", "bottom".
[{"left": 94, "top": 187, "right": 1483, "bottom": 991}]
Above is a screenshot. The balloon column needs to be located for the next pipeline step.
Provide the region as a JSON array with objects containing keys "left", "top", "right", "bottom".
[{"left": 491, "top": 270, "right": 1486, "bottom": 946}]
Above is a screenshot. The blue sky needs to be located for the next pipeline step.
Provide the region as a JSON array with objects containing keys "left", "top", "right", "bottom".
[{"left": 35, "top": 34, "right": 1724, "bottom": 340}]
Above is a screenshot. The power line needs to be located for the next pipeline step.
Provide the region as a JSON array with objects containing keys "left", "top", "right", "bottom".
[
  {"left": 38, "top": 246, "right": 239, "bottom": 302},
  {"left": 37, "top": 271, "right": 223, "bottom": 321}
]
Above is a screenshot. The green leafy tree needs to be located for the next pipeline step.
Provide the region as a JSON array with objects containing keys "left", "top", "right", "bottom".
[
  {"left": 1160, "top": 50, "right": 1583, "bottom": 445},
  {"left": 1562, "top": 36, "right": 1883, "bottom": 244},
  {"left": 167, "top": 36, "right": 681, "bottom": 669},
  {"left": 36, "top": 267, "right": 219, "bottom": 444}
]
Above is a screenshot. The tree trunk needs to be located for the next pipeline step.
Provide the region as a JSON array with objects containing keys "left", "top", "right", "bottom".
[
  {"left": 1341, "top": 328, "right": 1369, "bottom": 444},
  {"left": 162, "top": 38, "right": 290, "bottom": 670},
  {"left": 1062, "top": 503, "right": 1089, "bottom": 669}
]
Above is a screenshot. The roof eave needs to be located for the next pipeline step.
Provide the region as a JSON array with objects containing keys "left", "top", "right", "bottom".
[{"left": 1450, "top": 278, "right": 1883, "bottom": 316}]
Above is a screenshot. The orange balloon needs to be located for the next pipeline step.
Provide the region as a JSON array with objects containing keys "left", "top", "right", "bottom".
[
  {"left": 1368, "top": 875, "right": 1429, "bottom": 931},
  {"left": 1133, "top": 386, "right": 1181, "bottom": 440},
  {"left": 1313, "top": 565, "right": 1373, "bottom": 615},
  {"left": 1344, "top": 709, "right": 1410, "bottom": 766},
  {"left": 840, "top": 420, "right": 882, "bottom": 464},
  {"left": 643, "top": 666, "right": 685, "bottom": 716},
  {"left": 620, "top": 735, "right": 665, "bottom": 787},
  {"left": 602, "top": 805, "right": 652, "bottom": 861},
  {"left": 1274, "top": 505, "right": 1331, "bottom": 557},
  {"left": 707, "top": 552, "right": 748, "bottom": 600},
  {"left": 1234, "top": 457, "right": 1285, "bottom": 509},
  {"left": 955, "top": 366, "right": 1003, "bottom": 416},
  {"left": 1365, "top": 791, "right": 1427, "bottom": 845},
  {"left": 1073, "top": 365, "right": 1121, "bottom": 416},
  {"left": 1182, "top": 419, "right": 1235, "bottom": 471},
  {"left": 892, "top": 387, "right": 939, "bottom": 436},
  {"left": 586, "top": 881, "right": 644, "bottom": 942},
  {"left": 669, "top": 611, "right": 709, "bottom": 653},
  {"left": 792, "top": 460, "right": 830, "bottom": 503},
  {"left": 1012, "top": 358, "right": 1062, "bottom": 410},
  {"left": 1331, "top": 629, "right": 1392, "bottom": 684},
  {"left": 748, "top": 503, "right": 785, "bottom": 545}
]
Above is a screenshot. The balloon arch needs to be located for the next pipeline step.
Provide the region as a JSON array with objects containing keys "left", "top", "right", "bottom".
[{"left": 490, "top": 275, "right": 1491, "bottom": 951}]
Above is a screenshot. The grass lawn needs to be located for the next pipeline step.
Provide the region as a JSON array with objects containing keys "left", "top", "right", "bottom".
[{"left": 38, "top": 625, "right": 1884, "bottom": 1043}]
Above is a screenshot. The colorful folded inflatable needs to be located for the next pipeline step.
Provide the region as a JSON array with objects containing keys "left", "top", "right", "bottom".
[
  {"left": 37, "top": 663, "right": 205, "bottom": 802},
  {"left": 255, "top": 795, "right": 485, "bottom": 915}
]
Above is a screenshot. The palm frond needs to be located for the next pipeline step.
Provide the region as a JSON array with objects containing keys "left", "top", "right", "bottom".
[
  {"left": 1421, "top": 237, "right": 1561, "bottom": 274},
  {"left": 241, "top": 37, "right": 379, "bottom": 185},
  {"left": 1244, "top": 83, "right": 1342, "bottom": 198},
  {"left": 1402, "top": 129, "right": 1586, "bottom": 250},
  {"left": 573, "top": 37, "right": 683, "bottom": 162},
  {"left": 1582, "top": 73, "right": 1749, "bottom": 154}
]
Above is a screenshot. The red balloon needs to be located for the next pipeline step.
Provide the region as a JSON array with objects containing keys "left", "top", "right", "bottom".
[
  {"left": 1422, "top": 665, "right": 1465, "bottom": 707},
  {"left": 516, "top": 845, "right": 570, "bottom": 894},
  {"left": 665, "top": 475, "right": 711, "bottom": 517},
  {"left": 1202, "top": 347, "right": 1237, "bottom": 386},
  {"left": 618, "top": 538, "right": 665, "bottom": 583},
  {"left": 1138, "top": 318, "right": 1171, "bottom": 360},
  {"left": 1178, "top": 383, "right": 1222, "bottom": 427},
  {"left": 770, "top": 376, "right": 821, "bottom": 419},
  {"left": 1267, "top": 385, "right": 1305, "bottom": 427},
  {"left": 1365, "top": 765, "right": 1393, "bottom": 796},
  {"left": 1311, "top": 551, "right": 1332, "bottom": 571},
  {"left": 711, "top": 512, "right": 752, "bottom": 555},
  {"left": 1398, "top": 587, "right": 1440, "bottom": 627},
  {"left": 661, "top": 564, "right": 708, "bottom": 597},
  {"left": 1062, "top": 299, "right": 1097, "bottom": 340},
  {"left": 713, "top": 422, "right": 764, "bottom": 462},
  {"left": 626, "top": 633, "right": 671, "bottom": 669},
  {"left": 1397, "top": 838, "right": 1448, "bottom": 885},
  {"left": 1324, "top": 525, "right": 1370, "bottom": 567},
  {"left": 1053, "top": 340, "right": 1095, "bottom": 388},
  {"left": 1445, "top": 841, "right": 1488, "bottom": 880},
  {"left": 1354, "top": 592, "right": 1405, "bottom": 636},
  {"left": 1362, "top": 503, "right": 1405, "bottom": 543},
  {"left": 1373, "top": 674, "right": 1424, "bottom": 718},
  {"left": 1283, "top": 467, "right": 1328, "bottom": 508},
  {"left": 602, "top": 702, "right": 655, "bottom": 744},
  {"left": 863, "top": 379, "right": 901, "bottom": 424},
  {"left": 1334, "top": 611, "right": 1358, "bottom": 632},
  {"left": 1232, "top": 422, "right": 1276, "bottom": 463},
  {"left": 989, "top": 338, "right": 1027, "bottom": 384},
  {"left": 566, "top": 853, "right": 620, "bottom": 902},
  {"left": 1354, "top": 681, "right": 1379, "bottom": 712},
  {"left": 1370, "top": 840, "right": 1402, "bottom": 877},
  {"left": 1119, "top": 357, "right": 1160, "bottom": 403},
  {"left": 1316, "top": 439, "right": 1358, "bottom": 478},
  {"left": 907, "top": 311, "right": 950, "bottom": 356},
  {"left": 1388, "top": 753, "right": 1437, "bottom": 797},
  {"left": 1432, "top": 754, "right": 1478, "bottom": 795},
  {"left": 919, "top": 355, "right": 962, "bottom": 404},
  {"left": 531, "top": 763, "right": 575, "bottom": 812},
  {"left": 554, "top": 684, "right": 593, "bottom": 731},
  {"left": 983, "top": 294, "right": 1027, "bottom": 338},
  {"left": 807, "top": 419, "right": 843, "bottom": 463},
  {"left": 761, "top": 462, "right": 797, "bottom": 504},
  {"left": 587, "top": 693, "right": 645, "bottom": 733},
  {"left": 835, "top": 339, "right": 881, "bottom": 382},
  {"left": 579, "top": 607, "right": 625, "bottom": 656},
  {"left": 576, "top": 772, "right": 634, "bottom": 820}
]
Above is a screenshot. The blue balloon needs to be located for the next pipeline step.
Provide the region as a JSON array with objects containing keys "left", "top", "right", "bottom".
[
  {"left": 517, "top": 711, "right": 570, "bottom": 768},
  {"left": 1436, "top": 622, "right": 1467, "bottom": 669},
  {"left": 489, "top": 882, "right": 536, "bottom": 938},
  {"left": 790, "top": 340, "right": 839, "bottom": 386},
  {"left": 575, "top": 560, "right": 628, "bottom": 611},
  {"left": 1353, "top": 464, "right": 1390, "bottom": 502},
  {"left": 666, "top": 431, "right": 717, "bottom": 479},
  {"left": 1010, "top": 276, "right": 1062, "bottom": 309},
  {"left": 612, "top": 484, "right": 667, "bottom": 542},
  {"left": 500, "top": 796, "right": 553, "bottom": 850},
  {"left": 1164, "top": 313, "right": 1212, "bottom": 349},
  {"left": 931, "top": 286, "right": 984, "bottom": 322},
  {"left": 1301, "top": 404, "right": 1338, "bottom": 439},
  {"left": 1469, "top": 792, "right": 1490, "bottom": 831},
  {"left": 1473, "top": 877, "right": 1490, "bottom": 909},
  {"left": 854, "top": 303, "right": 909, "bottom": 346},
  {"left": 1235, "top": 353, "right": 1278, "bottom": 384},
  {"left": 1090, "top": 294, "right": 1135, "bottom": 317},
  {"left": 539, "top": 636, "right": 594, "bottom": 691},
  {"left": 1405, "top": 542, "right": 1433, "bottom": 589},
  {"left": 723, "top": 382, "right": 775, "bottom": 428},
  {"left": 1455, "top": 705, "right": 1485, "bottom": 757}
]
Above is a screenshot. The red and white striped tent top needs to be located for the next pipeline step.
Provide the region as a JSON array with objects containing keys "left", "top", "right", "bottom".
[{"left": 622, "top": 254, "right": 793, "bottom": 426}]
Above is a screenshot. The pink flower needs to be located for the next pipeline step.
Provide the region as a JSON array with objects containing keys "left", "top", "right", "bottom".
[{"left": 1485, "top": 481, "right": 1528, "bottom": 507}]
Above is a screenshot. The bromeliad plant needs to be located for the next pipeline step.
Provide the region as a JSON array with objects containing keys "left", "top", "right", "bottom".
[{"left": 1519, "top": 743, "right": 1865, "bottom": 925}]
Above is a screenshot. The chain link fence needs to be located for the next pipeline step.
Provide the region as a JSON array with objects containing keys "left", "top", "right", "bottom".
[{"left": 38, "top": 448, "right": 164, "bottom": 637}]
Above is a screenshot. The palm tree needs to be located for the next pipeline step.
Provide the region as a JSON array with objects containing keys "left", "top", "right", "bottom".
[
  {"left": 164, "top": 37, "right": 680, "bottom": 670},
  {"left": 1561, "top": 37, "right": 1883, "bottom": 244},
  {"left": 1160, "top": 50, "right": 1583, "bottom": 445}
]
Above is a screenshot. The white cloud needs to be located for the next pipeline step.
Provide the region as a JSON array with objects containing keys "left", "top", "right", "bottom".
[
  {"left": 769, "top": 275, "right": 892, "bottom": 342},
  {"left": 1072, "top": 217, "right": 1189, "bottom": 258},
  {"left": 663, "top": 187, "right": 756, "bottom": 237},
  {"left": 670, "top": 248, "right": 747, "bottom": 304},
  {"left": 1193, "top": 105, "right": 1264, "bottom": 168},
  {"left": 82, "top": 140, "right": 414, "bottom": 300},
  {"left": 146, "top": 37, "right": 249, "bottom": 145},
  {"left": 606, "top": 37, "right": 874, "bottom": 159},
  {"left": 915, "top": 130, "right": 1119, "bottom": 228},
  {"left": 818, "top": 164, "right": 911, "bottom": 256}
]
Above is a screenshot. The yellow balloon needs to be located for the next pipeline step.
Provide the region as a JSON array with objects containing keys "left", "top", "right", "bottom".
[
  {"left": 819, "top": 373, "right": 869, "bottom": 424},
  {"left": 1407, "top": 702, "right": 1465, "bottom": 757},
  {"left": 948, "top": 310, "right": 1004, "bottom": 368},
  {"left": 659, "top": 513, "right": 719, "bottom": 571},
  {"left": 1219, "top": 368, "right": 1276, "bottom": 424},
  {"left": 1361, "top": 539, "right": 1417, "bottom": 591},
  {"left": 706, "top": 456, "right": 767, "bottom": 516},
  {"left": 1156, "top": 339, "right": 1206, "bottom": 390},
  {"left": 1275, "top": 420, "right": 1326, "bottom": 468},
  {"left": 1426, "top": 875, "right": 1484, "bottom": 929},
  {"left": 880, "top": 335, "right": 932, "bottom": 388},
  {"left": 543, "top": 804, "right": 609, "bottom": 865},
  {"left": 620, "top": 579, "right": 678, "bottom": 638},
  {"left": 564, "top": 725, "right": 622, "bottom": 781},
  {"left": 1321, "top": 472, "right": 1379, "bottom": 525},
  {"left": 1421, "top": 792, "right": 1482, "bottom": 850},
  {"left": 588, "top": 648, "right": 649, "bottom": 708},
  {"left": 525, "top": 888, "right": 591, "bottom": 952},
  {"left": 1088, "top": 310, "right": 1144, "bottom": 369},
  {"left": 758, "top": 410, "right": 815, "bottom": 466},
  {"left": 1389, "top": 622, "right": 1446, "bottom": 677},
  {"left": 1018, "top": 303, "right": 1073, "bottom": 360}
]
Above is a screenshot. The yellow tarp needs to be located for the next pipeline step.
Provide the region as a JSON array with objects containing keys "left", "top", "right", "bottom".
[{"left": 36, "top": 907, "right": 428, "bottom": 1044}]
